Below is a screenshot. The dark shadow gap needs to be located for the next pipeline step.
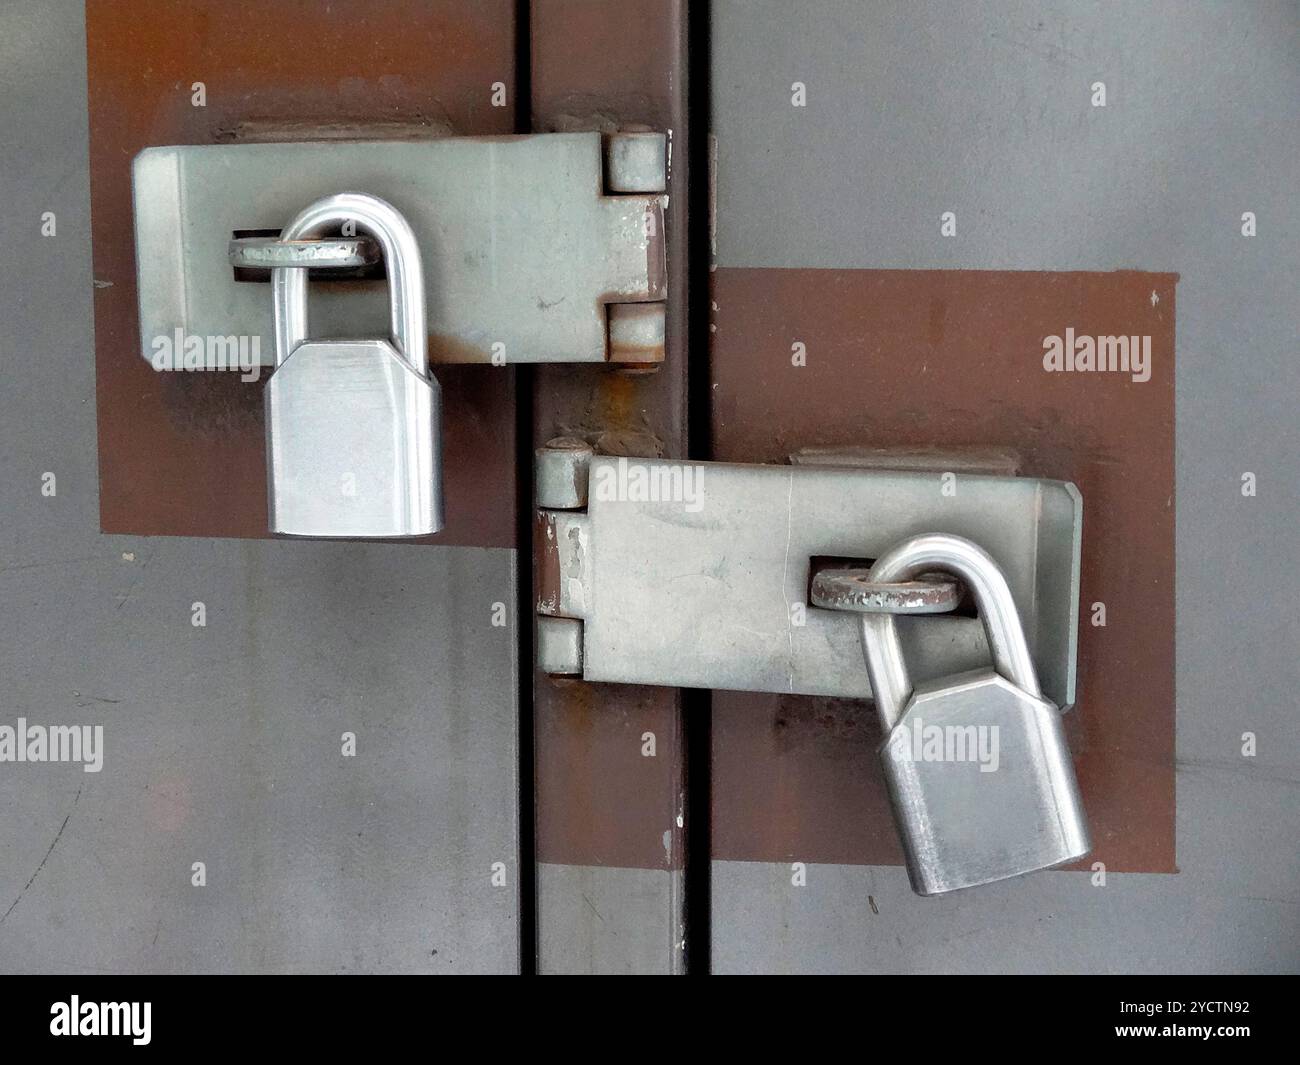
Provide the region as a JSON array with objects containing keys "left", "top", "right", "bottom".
[
  {"left": 514, "top": 0, "right": 537, "bottom": 978},
  {"left": 682, "top": 0, "right": 713, "bottom": 977}
]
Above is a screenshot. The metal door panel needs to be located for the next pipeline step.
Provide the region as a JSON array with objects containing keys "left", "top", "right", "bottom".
[
  {"left": 0, "top": 0, "right": 520, "bottom": 974},
  {"left": 708, "top": 0, "right": 1298, "bottom": 972}
]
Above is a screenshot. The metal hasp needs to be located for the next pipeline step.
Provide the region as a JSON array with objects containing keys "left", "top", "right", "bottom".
[
  {"left": 132, "top": 132, "right": 667, "bottom": 366},
  {"left": 265, "top": 193, "right": 442, "bottom": 539},
  {"left": 861, "top": 533, "right": 1091, "bottom": 895},
  {"left": 535, "top": 446, "right": 1082, "bottom": 709}
]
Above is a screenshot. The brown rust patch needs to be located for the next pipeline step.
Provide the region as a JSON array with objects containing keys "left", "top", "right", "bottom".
[
  {"left": 534, "top": 678, "right": 686, "bottom": 870},
  {"left": 87, "top": 0, "right": 519, "bottom": 547},
  {"left": 710, "top": 267, "right": 1177, "bottom": 874},
  {"left": 214, "top": 117, "right": 459, "bottom": 142},
  {"left": 608, "top": 303, "right": 666, "bottom": 365},
  {"left": 608, "top": 344, "right": 666, "bottom": 361},
  {"left": 534, "top": 511, "right": 562, "bottom": 616},
  {"left": 427, "top": 332, "right": 494, "bottom": 365}
]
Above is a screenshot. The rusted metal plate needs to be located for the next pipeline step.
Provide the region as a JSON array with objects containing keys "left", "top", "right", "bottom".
[
  {"left": 531, "top": 0, "right": 692, "bottom": 974},
  {"left": 87, "top": 0, "right": 518, "bottom": 547},
  {"left": 709, "top": 268, "right": 1176, "bottom": 875}
]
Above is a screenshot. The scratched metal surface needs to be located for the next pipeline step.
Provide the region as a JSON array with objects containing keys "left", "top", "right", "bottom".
[
  {"left": 709, "top": 0, "right": 1298, "bottom": 972},
  {"left": 0, "top": 1, "right": 519, "bottom": 974}
]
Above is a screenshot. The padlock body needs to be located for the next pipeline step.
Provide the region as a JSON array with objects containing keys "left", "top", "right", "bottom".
[
  {"left": 880, "top": 668, "right": 1090, "bottom": 895},
  {"left": 265, "top": 339, "right": 443, "bottom": 538}
]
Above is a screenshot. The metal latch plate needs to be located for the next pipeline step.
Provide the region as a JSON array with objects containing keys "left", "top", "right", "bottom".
[
  {"left": 539, "top": 457, "right": 1081, "bottom": 708},
  {"left": 133, "top": 132, "right": 666, "bottom": 366}
]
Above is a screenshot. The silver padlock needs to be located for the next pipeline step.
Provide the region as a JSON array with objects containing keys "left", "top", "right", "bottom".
[
  {"left": 265, "top": 192, "right": 443, "bottom": 538},
  {"left": 859, "top": 533, "right": 1090, "bottom": 895}
]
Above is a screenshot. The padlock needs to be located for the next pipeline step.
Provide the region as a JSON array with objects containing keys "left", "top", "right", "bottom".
[
  {"left": 264, "top": 192, "right": 443, "bottom": 538},
  {"left": 859, "top": 533, "right": 1090, "bottom": 895}
]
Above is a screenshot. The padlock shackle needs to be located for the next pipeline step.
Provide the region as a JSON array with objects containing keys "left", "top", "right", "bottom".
[
  {"left": 271, "top": 192, "right": 428, "bottom": 375},
  {"left": 859, "top": 533, "right": 1042, "bottom": 731}
]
